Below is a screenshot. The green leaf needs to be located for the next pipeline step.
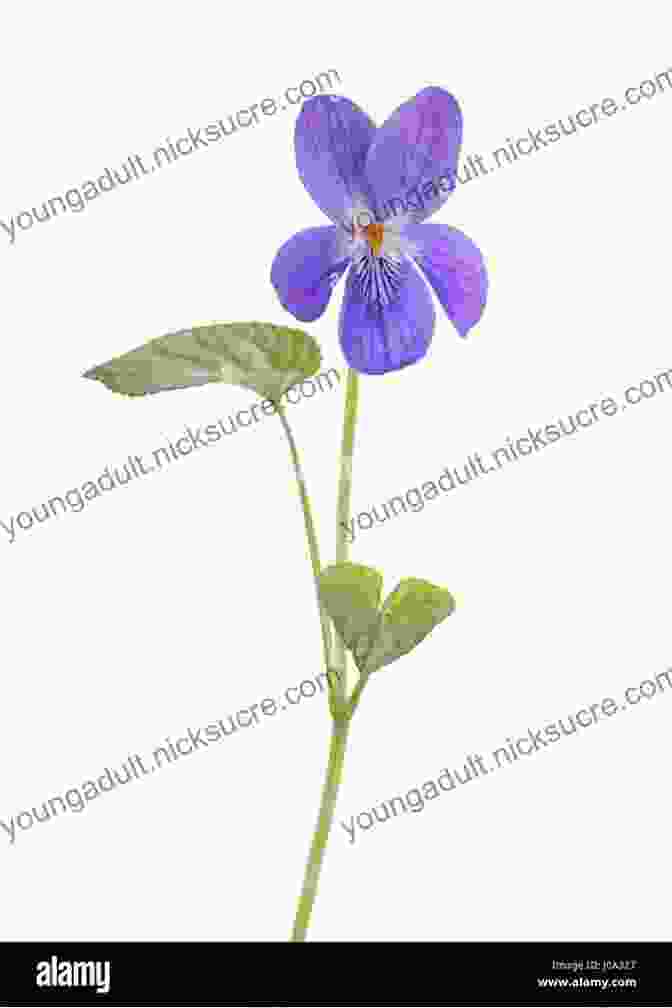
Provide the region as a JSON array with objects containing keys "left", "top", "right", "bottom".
[
  {"left": 319, "top": 566, "right": 456, "bottom": 677},
  {"left": 364, "top": 578, "right": 456, "bottom": 674},
  {"left": 83, "top": 322, "right": 322, "bottom": 401},
  {"left": 318, "top": 563, "right": 383, "bottom": 673}
]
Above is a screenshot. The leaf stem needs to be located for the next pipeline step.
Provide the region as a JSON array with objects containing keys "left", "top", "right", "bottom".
[
  {"left": 276, "top": 403, "right": 339, "bottom": 712},
  {"left": 291, "top": 715, "right": 349, "bottom": 941}
]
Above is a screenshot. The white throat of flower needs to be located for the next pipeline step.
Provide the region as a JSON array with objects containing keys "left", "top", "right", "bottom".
[{"left": 340, "top": 200, "right": 418, "bottom": 307}]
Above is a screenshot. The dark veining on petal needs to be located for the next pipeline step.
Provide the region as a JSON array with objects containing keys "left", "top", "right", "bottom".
[{"left": 352, "top": 252, "right": 403, "bottom": 308}]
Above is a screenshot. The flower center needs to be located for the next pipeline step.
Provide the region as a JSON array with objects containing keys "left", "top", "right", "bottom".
[
  {"left": 363, "top": 222, "right": 385, "bottom": 257},
  {"left": 345, "top": 212, "right": 406, "bottom": 307}
]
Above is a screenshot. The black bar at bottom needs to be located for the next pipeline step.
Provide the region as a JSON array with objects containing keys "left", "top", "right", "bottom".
[{"left": 0, "top": 941, "right": 668, "bottom": 1006}]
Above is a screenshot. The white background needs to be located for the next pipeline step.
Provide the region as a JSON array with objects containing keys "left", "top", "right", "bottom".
[{"left": 1, "top": 0, "right": 670, "bottom": 943}]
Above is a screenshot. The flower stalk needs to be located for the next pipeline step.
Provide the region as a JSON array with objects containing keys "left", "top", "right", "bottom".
[
  {"left": 291, "top": 714, "right": 350, "bottom": 941},
  {"left": 333, "top": 368, "right": 359, "bottom": 692},
  {"left": 290, "top": 367, "right": 363, "bottom": 940}
]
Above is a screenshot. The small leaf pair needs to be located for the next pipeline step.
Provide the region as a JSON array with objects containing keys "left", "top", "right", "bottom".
[{"left": 318, "top": 563, "right": 455, "bottom": 677}]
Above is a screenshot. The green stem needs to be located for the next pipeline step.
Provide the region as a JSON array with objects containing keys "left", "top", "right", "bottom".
[
  {"left": 334, "top": 368, "right": 360, "bottom": 688},
  {"left": 346, "top": 671, "right": 369, "bottom": 718},
  {"left": 288, "top": 369, "right": 362, "bottom": 941},
  {"left": 276, "top": 404, "right": 339, "bottom": 709},
  {"left": 291, "top": 716, "right": 349, "bottom": 941}
]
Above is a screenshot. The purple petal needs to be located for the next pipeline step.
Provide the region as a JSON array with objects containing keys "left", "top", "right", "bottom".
[
  {"left": 294, "top": 96, "right": 377, "bottom": 226},
  {"left": 339, "top": 260, "right": 435, "bottom": 374},
  {"left": 364, "top": 88, "right": 462, "bottom": 224},
  {"left": 271, "top": 226, "right": 349, "bottom": 322},
  {"left": 406, "top": 223, "right": 488, "bottom": 337}
]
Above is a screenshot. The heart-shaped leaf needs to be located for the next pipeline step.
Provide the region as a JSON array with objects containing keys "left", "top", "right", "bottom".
[
  {"left": 83, "top": 322, "right": 322, "bottom": 402},
  {"left": 363, "top": 578, "right": 455, "bottom": 674},
  {"left": 318, "top": 563, "right": 383, "bottom": 673},
  {"left": 320, "top": 566, "right": 455, "bottom": 676}
]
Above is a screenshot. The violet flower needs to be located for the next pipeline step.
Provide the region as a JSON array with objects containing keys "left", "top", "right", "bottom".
[{"left": 271, "top": 88, "right": 488, "bottom": 375}]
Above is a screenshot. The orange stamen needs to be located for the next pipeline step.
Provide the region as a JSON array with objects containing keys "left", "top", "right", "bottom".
[{"left": 363, "top": 222, "right": 384, "bottom": 256}]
